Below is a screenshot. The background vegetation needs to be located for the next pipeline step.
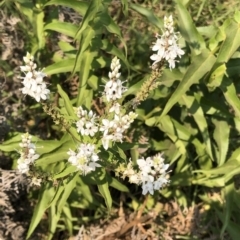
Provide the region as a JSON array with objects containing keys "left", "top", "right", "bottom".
[{"left": 1, "top": 0, "right": 240, "bottom": 239}]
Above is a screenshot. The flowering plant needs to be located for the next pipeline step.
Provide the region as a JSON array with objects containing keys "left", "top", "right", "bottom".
[
  {"left": 15, "top": 15, "right": 185, "bottom": 198},
  {"left": 2, "top": 9, "right": 185, "bottom": 239}
]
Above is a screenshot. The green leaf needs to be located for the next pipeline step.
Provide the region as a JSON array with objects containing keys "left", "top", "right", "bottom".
[
  {"left": 70, "top": 25, "right": 95, "bottom": 83},
  {"left": 62, "top": 205, "right": 73, "bottom": 235},
  {"left": 216, "top": 19, "right": 240, "bottom": 63},
  {"left": 220, "top": 181, "right": 234, "bottom": 238},
  {"left": 57, "top": 84, "right": 75, "bottom": 117},
  {"left": 220, "top": 77, "right": 240, "bottom": 118},
  {"left": 35, "top": 139, "right": 73, "bottom": 166},
  {"left": 48, "top": 174, "right": 78, "bottom": 239},
  {"left": 44, "top": 22, "right": 78, "bottom": 38},
  {"left": 234, "top": 10, "right": 240, "bottom": 23},
  {"left": 212, "top": 118, "right": 229, "bottom": 166},
  {"left": 44, "top": 59, "right": 76, "bottom": 75},
  {"left": 216, "top": 205, "right": 240, "bottom": 239},
  {"left": 175, "top": 0, "right": 206, "bottom": 54},
  {"left": 33, "top": 8, "right": 45, "bottom": 49},
  {"left": 159, "top": 49, "right": 216, "bottom": 119},
  {"left": 26, "top": 182, "right": 55, "bottom": 239},
  {"left": 44, "top": 0, "right": 88, "bottom": 16},
  {"left": 129, "top": 3, "right": 162, "bottom": 29},
  {"left": 98, "top": 182, "right": 112, "bottom": 211},
  {"left": 101, "top": 39, "right": 132, "bottom": 70},
  {"left": 194, "top": 159, "right": 239, "bottom": 177},
  {"left": 95, "top": 169, "right": 112, "bottom": 210},
  {"left": 154, "top": 115, "right": 191, "bottom": 155},
  {"left": 182, "top": 94, "right": 213, "bottom": 160},
  {"left": 109, "top": 177, "right": 129, "bottom": 192},
  {"left": 74, "top": 0, "right": 101, "bottom": 39},
  {"left": 168, "top": 171, "right": 193, "bottom": 186},
  {"left": 208, "top": 63, "right": 226, "bottom": 88},
  {"left": 192, "top": 176, "right": 225, "bottom": 187},
  {"left": 53, "top": 165, "right": 77, "bottom": 179},
  {"left": 56, "top": 173, "right": 78, "bottom": 214},
  {"left": 76, "top": 49, "right": 97, "bottom": 106},
  {"left": 120, "top": 0, "right": 128, "bottom": 16}
]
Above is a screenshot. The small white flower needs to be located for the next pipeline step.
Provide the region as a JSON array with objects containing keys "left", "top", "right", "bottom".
[
  {"left": 109, "top": 102, "right": 121, "bottom": 114},
  {"left": 101, "top": 134, "right": 113, "bottom": 150},
  {"left": 100, "top": 119, "right": 114, "bottom": 136},
  {"left": 30, "top": 177, "right": 42, "bottom": 186},
  {"left": 154, "top": 176, "right": 169, "bottom": 190},
  {"left": 84, "top": 121, "right": 98, "bottom": 137},
  {"left": 142, "top": 181, "right": 154, "bottom": 195}
]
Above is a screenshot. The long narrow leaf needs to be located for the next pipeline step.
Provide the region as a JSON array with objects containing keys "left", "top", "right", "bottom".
[
  {"left": 159, "top": 49, "right": 216, "bottom": 119},
  {"left": 212, "top": 118, "right": 229, "bottom": 166},
  {"left": 26, "top": 182, "right": 55, "bottom": 239}
]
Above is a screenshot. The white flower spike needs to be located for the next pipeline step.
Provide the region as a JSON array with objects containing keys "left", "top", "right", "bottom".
[
  {"left": 20, "top": 52, "right": 50, "bottom": 102},
  {"left": 150, "top": 15, "right": 184, "bottom": 70}
]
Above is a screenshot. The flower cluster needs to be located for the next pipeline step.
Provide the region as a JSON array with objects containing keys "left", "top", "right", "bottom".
[
  {"left": 76, "top": 107, "right": 99, "bottom": 137},
  {"left": 67, "top": 143, "right": 101, "bottom": 175},
  {"left": 17, "top": 133, "right": 39, "bottom": 174},
  {"left": 19, "top": 52, "right": 50, "bottom": 102},
  {"left": 117, "top": 153, "right": 170, "bottom": 195},
  {"left": 68, "top": 57, "right": 138, "bottom": 174},
  {"left": 100, "top": 111, "right": 137, "bottom": 150},
  {"left": 150, "top": 15, "right": 184, "bottom": 70},
  {"left": 73, "top": 57, "right": 137, "bottom": 151}
]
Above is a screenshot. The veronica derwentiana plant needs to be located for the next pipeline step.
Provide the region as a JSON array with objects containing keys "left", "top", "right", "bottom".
[{"left": 17, "top": 14, "right": 176, "bottom": 195}]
